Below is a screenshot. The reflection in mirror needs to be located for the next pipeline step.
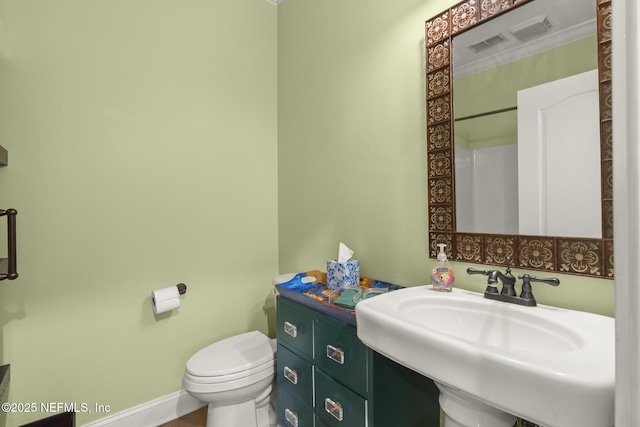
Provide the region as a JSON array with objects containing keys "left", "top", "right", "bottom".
[
  {"left": 425, "top": 0, "right": 614, "bottom": 278},
  {"left": 452, "top": 0, "right": 598, "bottom": 237}
]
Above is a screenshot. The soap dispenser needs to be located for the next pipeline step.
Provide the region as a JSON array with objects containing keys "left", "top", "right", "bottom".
[{"left": 432, "top": 244, "right": 454, "bottom": 292}]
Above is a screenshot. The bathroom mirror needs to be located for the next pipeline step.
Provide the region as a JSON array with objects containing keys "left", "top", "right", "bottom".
[
  {"left": 426, "top": 0, "right": 613, "bottom": 278},
  {"left": 453, "top": 0, "right": 599, "bottom": 238}
]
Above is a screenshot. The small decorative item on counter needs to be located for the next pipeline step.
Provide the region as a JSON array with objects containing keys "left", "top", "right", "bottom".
[
  {"left": 329, "top": 286, "right": 389, "bottom": 310},
  {"left": 275, "top": 271, "right": 324, "bottom": 292},
  {"left": 327, "top": 242, "right": 360, "bottom": 290},
  {"left": 432, "top": 243, "right": 454, "bottom": 292}
]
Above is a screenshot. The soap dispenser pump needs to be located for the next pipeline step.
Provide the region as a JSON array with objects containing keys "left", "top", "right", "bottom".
[{"left": 432, "top": 244, "right": 454, "bottom": 292}]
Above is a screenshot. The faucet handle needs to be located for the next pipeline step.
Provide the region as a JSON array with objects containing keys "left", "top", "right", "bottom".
[
  {"left": 467, "top": 268, "right": 496, "bottom": 283},
  {"left": 466, "top": 267, "right": 491, "bottom": 276},
  {"left": 467, "top": 268, "right": 499, "bottom": 294},
  {"left": 518, "top": 274, "right": 560, "bottom": 306},
  {"left": 519, "top": 274, "right": 560, "bottom": 287}
]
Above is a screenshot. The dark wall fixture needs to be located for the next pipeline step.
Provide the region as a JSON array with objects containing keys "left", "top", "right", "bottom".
[{"left": 0, "top": 209, "right": 17, "bottom": 280}]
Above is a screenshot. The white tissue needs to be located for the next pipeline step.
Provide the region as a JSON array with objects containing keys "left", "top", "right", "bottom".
[
  {"left": 338, "top": 242, "right": 354, "bottom": 262},
  {"left": 152, "top": 285, "right": 181, "bottom": 315}
]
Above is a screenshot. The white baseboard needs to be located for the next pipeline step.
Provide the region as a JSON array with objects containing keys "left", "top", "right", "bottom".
[{"left": 82, "top": 390, "right": 206, "bottom": 427}]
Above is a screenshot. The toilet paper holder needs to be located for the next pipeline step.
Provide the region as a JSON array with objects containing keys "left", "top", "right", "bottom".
[{"left": 151, "top": 283, "right": 188, "bottom": 315}]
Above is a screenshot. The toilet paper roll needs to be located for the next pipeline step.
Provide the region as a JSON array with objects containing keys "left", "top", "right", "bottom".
[{"left": 152, "top": 286, "right": 181, "bottom": 315}]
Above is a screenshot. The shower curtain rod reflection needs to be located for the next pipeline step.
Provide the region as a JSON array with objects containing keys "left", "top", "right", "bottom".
[{"left": 455, "top": 106, "right": 517, "bottom": 122}]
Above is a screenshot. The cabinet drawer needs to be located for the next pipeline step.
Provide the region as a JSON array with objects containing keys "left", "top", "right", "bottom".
[
  {"left": 277, "top": 298, "right": 314, "bottom": 359},
  {"left": 315, "top": 319, "right": 368, "bottom": 395},
  {"left": 315, "top": 368, "right": 367, "bottom": 427},
  {"left": 315, "top": 414, "right": 330, "bottom": 427},
  {"left": 278, "top": 388, "right": 314, "bottom": 427},
  {"left": 277, "top": 344, "right": 313, "bottom": 406}
]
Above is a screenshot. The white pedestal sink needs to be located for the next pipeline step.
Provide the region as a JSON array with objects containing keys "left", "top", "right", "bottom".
[{"left": 355, "top": 286, "right": 615, "bottom": 427}]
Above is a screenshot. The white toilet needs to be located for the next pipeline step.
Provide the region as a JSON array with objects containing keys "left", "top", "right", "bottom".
[{"left": 182, "top": 331, "right": 277, "bottom": 427}]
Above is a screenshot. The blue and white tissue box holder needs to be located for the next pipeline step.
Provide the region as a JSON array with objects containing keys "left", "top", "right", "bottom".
[{"left": 327, "top": 260, "right": 360, "bottom": 290}]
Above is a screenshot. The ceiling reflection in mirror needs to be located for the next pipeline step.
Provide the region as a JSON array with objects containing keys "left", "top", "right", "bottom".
[{"left": 425, "top": 0, "right": 613, "bottom": 278}]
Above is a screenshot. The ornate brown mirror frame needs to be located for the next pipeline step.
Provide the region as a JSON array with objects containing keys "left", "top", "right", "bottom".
[{"left": 426, "top": 0, "right": 613, "bottom": 279}]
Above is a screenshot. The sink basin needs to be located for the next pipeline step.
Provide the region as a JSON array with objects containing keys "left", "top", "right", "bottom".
[{"left": 355, "top": 286, "right": 615, "bottom": 427}]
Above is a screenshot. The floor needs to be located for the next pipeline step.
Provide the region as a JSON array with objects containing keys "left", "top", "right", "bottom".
[
  {"left": 155, "top": 405, "right": 538, "bottom": 427},
  {"left": 158, "top": 407, "right": 207, "bottom": 427}
]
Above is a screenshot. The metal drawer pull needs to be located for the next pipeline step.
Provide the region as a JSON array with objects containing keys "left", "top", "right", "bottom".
[
  {"left": 283, "top": 321, "right": 298, "bottom": 338},
  {"left": 284, "top": 408, "right": 299, "bottom": 427},
  {"left": 324, "top": 397, "right": 344, "bottom": 421},
  {"left": 326, "top": 344, "right": 345, "bottom": 364},
  {"left": 284, "top": 366, "right": 298, "bottom": 385}
]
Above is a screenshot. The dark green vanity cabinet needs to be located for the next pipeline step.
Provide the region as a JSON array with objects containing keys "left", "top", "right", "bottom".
[{"left": 276, "top": 296, "right": 440, "bottom": 427}]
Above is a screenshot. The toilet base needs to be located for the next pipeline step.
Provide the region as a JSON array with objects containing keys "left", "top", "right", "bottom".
[
  {"left": 205, "top": 384, "right": 277, "bottom": 427},
  {"left": 206, "top": 399, "right": 255, "bottom": 427}
]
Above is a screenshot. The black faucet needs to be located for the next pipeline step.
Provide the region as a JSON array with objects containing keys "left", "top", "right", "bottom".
[{"left": 466, "top": 257, "right": 559, "bottom": 307}]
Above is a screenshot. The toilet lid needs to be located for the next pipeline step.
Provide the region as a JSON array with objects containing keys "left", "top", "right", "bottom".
[{"left": 186, "top": 331, "right": 275, "bottom": 378}]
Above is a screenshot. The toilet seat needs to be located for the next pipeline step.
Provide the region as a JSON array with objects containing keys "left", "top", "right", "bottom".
[
  {"left": 185, "top": 331, "right": 275, "bottom": 381},
  {"left": 183, "top": 331, "right": 276, "bottom": 395},
  {"left": 185, "top": 359, "right": 274, "bottom": 384},
  {"left": 183, "top": 362, "right": 275, "bottom": 394}
]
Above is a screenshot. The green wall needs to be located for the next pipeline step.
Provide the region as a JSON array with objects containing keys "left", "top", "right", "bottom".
[
  {"left": 277, "top": 0, "right": 613, "bottom": 315},
  {"left": 0, "top": 1, "right": 278, "bottom": 425}
]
